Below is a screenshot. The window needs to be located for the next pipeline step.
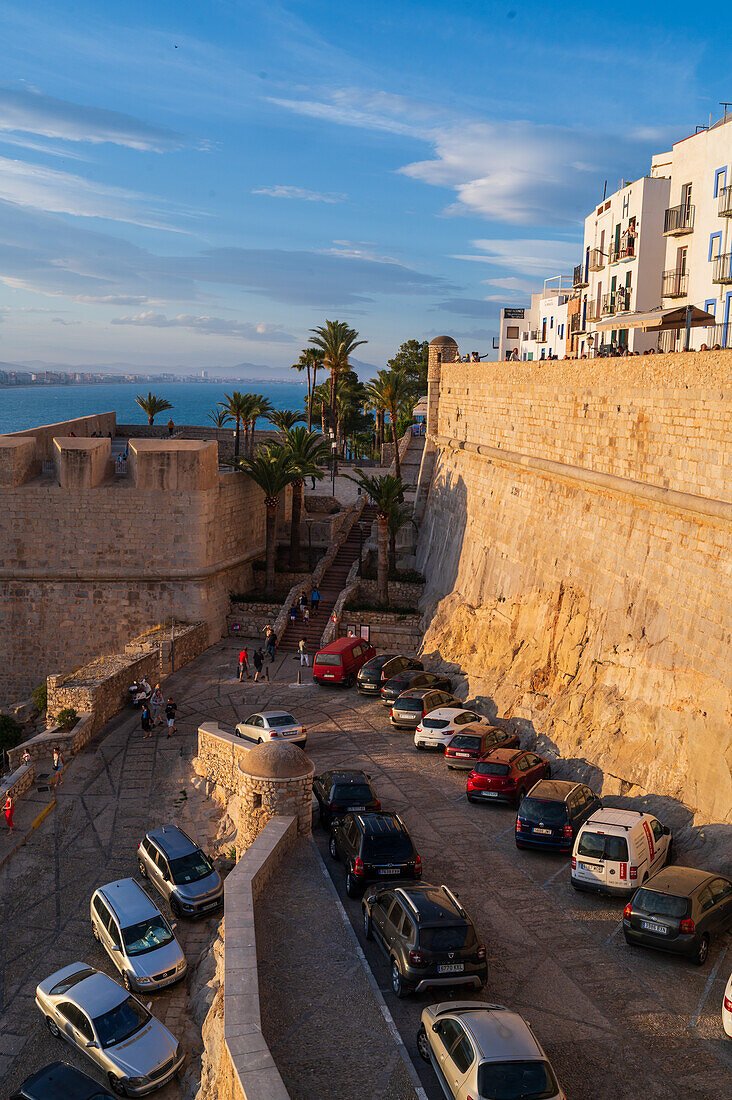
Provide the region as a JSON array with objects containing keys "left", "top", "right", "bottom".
[
  {"left": 681, "top": 182, "right": 692, "bottom": 210},
  {"left": 92, "top": 896, "right": 108, "bottom": 922},
  {"left": 352, "top": 645, "right": 362, "bottom": 658},
  {"left": 93, "top": 997, "right": 150, "bottom": 1049},
  {"left": 676, "top": 246, "right": 688, "bottom": 275},
  {"left": 436, "top": 1018, "right": 463, "bottom": 1051},
  {"left": 65, "top": 1005, "right": 93, "bottom": 1041},
  {"left": 450, "top": 1035, "right": 474, "bottom": 1075},
  {"left": 710, "top": 878, "right": 732, "bottom": 903},
  {"left": 169, "top": 850, "right": 213, "bottom": 885},
  {"left": 634, "top": 889, "right": 687, "bottom": 918},
  {"left": 507, "top": 325, "right": 519, "bottom": 339},
  {"left": 252, "top": 792, "right": 262, "bottom": 809},
  {"left": 386, "top": 900, "right": 403, "bottom": 926},
  {"left": 651, "top": 820, "right": 664, "bottom": 841},
  {"left": 122, "top": 916, "right": 174, "bottom": 957},
  {"left": 397, "top": 911, "right": 413, "bottom": 939},
  {"left": 698, "top": 886, "right": 715, "bottom": 913},
  {"left": 714, "top": 167, "right": 727, "bottom": 198}
]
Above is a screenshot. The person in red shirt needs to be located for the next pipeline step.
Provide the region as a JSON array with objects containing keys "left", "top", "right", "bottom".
[{"left": 238, "top": 647, "right": 249, "bottom": 681}]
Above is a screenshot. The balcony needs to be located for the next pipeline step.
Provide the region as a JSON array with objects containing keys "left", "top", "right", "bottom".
[
  {"left": 585, "top": 302, "right": 602, "bottom": 322},
  {"left": 719, "top": 185, "right": 732, "bottom": 217},
  {"left": 588, "top": 248, "right": 605, "bottom": 271},
  {"left": 608, "top": 232, "right": 636, "bottom": 264},
  {"left": 522, "top": 329, "right": 539, "bottom": 341},
  {"left": 664, "top": 204, "right": 695, "bottom": 235},
  {"left": 703, "top": 322, "right": 732, "bottom": 348},
  {"left": 570, "top": 314, "right": 586, "bottom": 335},
  {"left": 662, "top": 270, "right": 689, "bottom": 298},
  {"left": 712, "top": 252, "right": 732, "bottom": 284},
  {"left": 602, "top": 288, "right": 631, "bottom": 314},
  {"left": 573, "top": 263, "right": 588, "bottom": 289},
  {"left": 535, "top": 330, "right": 548, "bottom": 343}
]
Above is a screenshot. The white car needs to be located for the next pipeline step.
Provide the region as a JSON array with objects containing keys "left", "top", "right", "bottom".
[
  {"left": 414, "top": 708, "right": 490, "bottom": 751},
  {"left": 572, "top": 809, "right": 672, "bottom": 896},
  {"left": 235, "top": 710, "right": 306, "bottom": 746},
  {"left": 723, "top": 969, "right": 732, "bottom": 1037}
]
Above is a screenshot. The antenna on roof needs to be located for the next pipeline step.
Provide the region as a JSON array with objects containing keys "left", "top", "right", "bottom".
[
  {"left": 721, "top": 102, "right": 732, "bottom": 119},
  {"left": 602, "top": 179, "right": 607, "bottom": 200}
]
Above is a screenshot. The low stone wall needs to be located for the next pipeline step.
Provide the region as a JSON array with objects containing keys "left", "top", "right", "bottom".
[
  {"left": 357, "top": 578, "right": 424, "bottom": 606},
  {"left": 196, "top": 722, "right": 252, "bottom": 793},
  {"left": 305, "top": 494, "right": 340, "bottom": 513},
  {"left": 0, "top": 762, "right": 35, "bottom": 805},
  {"left": 381, "top": 429, "right": 412, "bottom": 471},
  {"left": 8, "top": 712, "right": 91, "bottom": 770},
  {"left": 336, "top": 611, "right": 423, "bottom": 654},
  {"left": 227, "top": 604, "right": 280, "bottom": 637}
]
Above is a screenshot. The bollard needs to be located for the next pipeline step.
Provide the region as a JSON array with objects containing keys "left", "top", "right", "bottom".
[{"left": 297, "top": 669, "right": 302, "bottom": 685}]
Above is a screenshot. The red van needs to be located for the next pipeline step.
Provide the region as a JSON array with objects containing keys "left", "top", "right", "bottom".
[{"left": 313, "top": 636, "right": 377, "bottom": 687}]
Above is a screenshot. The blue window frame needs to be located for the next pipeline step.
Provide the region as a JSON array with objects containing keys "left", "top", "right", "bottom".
[
  {"left": 709, "top": 231, "right": 722, "bottom": 262},
  {"left": 705, "top": 299, "right": 716, "bottom": 318},
  {"left": 714, "top": 167, "right": 727, "bottom": 198}
]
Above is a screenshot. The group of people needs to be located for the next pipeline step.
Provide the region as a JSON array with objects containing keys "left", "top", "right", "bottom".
[
  {"left": 140, "top": 687, "right": 178, "bottom": 738},
  {"left": 288, "top": 588, "right": 321, "bottom": 628},
  {"left": 237, "top": 634, "right": 272, "bottom": 683}
]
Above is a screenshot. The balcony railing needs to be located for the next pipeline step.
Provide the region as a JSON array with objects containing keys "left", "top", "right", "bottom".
[
  {"left": 712, "top": 252, "right": 732, "bottom": 284},
  {"left": 662, "top": 270, "right": 688, "bottom": 297},
  {"left": 664, "top": 203, "right": 695, "bottom": 235},
  {"left": 535, "top": 331, "right": 548, "bottom": 343},
  {"left": 703, "top": 322, "right": 732, "bottom": 348},
  {"left": 586, "top": 302, "right": 602, "bottom": 322},
  {"left": 522, "top": 329, "right": 539, "bottom": 341},
  {"left": 569, "top": 314, "right": 585, "bottom": 335},
  {"left": 719, "top": 185, "right": 732, "bottom": 217},
  {"left": 573, "top": 263, "right": 588, "bottom": 288},
  {"left": 602, "top": 288, "right": 631, "bottom": 314},
  {"left": 588, "top": 248, "right": 605, "bottom": 271},
  {"left": 609, "top": 233, "right": 636, "bottom": 264}
]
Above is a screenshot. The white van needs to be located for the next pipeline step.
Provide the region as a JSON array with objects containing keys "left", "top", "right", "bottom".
[{"left": 571, "top": 809, "right": 672, "bottom": 896}]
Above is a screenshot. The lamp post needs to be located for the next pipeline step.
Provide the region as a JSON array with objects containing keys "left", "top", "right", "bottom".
[
  {"left": 331, "top": 440, "right": 337, "bottom": 496},
  {"left": 358, "top": 522, "right": 364, "bottom": 576},
  {"left": 305, "top": 516, "right": 313, "bottom": 572}
]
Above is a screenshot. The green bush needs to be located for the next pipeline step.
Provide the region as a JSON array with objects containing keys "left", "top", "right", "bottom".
[
  {"left": 56, "top": 707, "right": 78, "bottom": 731},
  {"left": 360, "top": 564, "right": 425, "bottom": 584},
  {"left": 343, "top": 599, "right": 418, "bottom": 615},
  {"left": 0, "top": 714, "right": 24, "bottom": 753},
  {"left": 32, "top": 683, "right": 47, "bottom": 714}
]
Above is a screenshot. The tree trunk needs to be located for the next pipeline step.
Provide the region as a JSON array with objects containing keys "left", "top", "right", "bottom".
[
  {"left": 234, "top": 415, "right": 241, "bottom": 458},
  {"left": 306, "top": 364, "right": 312, "bottom": 431},
  {"left": 329, "top": 371, "right": 338, "bottom": 435},
  {"left": 391, "top": 412, "right": 401, "bottom": 480},
  {"left": 289, "top": 478, "right": 304, "bottom": 570},
  {"left": 320, "top": 401, "right": 327, "bottom": 436},
  {"left": 311, "top": 364, "right": 318, "bottom": 431},
  {"left": 377, "top": 512, "right": 389, "bottom": 606},
  {"left": 265, "top": 498, "right": 278, "bottom": 595},
  {"left": 378, "top": 411, "right": 385, "bottom": 459},
  {"left": 388, "top": 529, "right": 397, "bottom": 575},
  {"left": 249, "top": 417, "right": 255, "bottom": 457},
  {"left": 148, "top": 414, "right": 154, "bottom": 426}
]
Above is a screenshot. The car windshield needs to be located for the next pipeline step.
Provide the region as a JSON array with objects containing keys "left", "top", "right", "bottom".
[
  {"left": 633, "top": 888, "right": 688, "bottom": 918},
  {"left": 168, "top": 850, "right": 213, "bottom": 885},
  {"left": 519, "top": 798, "right": 567, "bottom": 823},
  {"left": 267, "top": 714, "right": 296, "bottom": 728},
  {"left": 332, "top": 783, "right": 372, "bottom": 802},
  {"left": 420, "top": 924, "right": 474, "bottom": 951},
  {"left": 475, "top": 761, "right": 510, "bottom": 777},
  {"left": 577, "top": 832, "right": 629, "bottom": 862},
  {"left": 122, "top": 915, "right": 174, "bottom": 957},
  {"left": 450, "top": 735, "right": 482, "bottom": 749},
  {"left": 422, "top": 718, "right": 449, "bottom": 729},
  {"left": 362, "top": 834, "right": 414, "bottom": 861},
  {"left": 93, "top": 996, "right": 150, "bottom": 1048},
  {"left": 477, "top": 1058, "right": 559, "bottom": 1099},
  {"left": 315, "top": 653, "right": 341, "bottom": 666}
]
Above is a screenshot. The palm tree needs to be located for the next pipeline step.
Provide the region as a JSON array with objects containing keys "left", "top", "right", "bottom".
[
  {"left": 283, "top": 427, "right": 330, "bottom": 569},
  {"left": 367, "top": 369, "right": 410, "bottom": 479},
  {"left": 208, "top": 408, "right": 232, "bottom": 428},
  {"left": 387, "top": 502, "right": 415, "bottom": 575},
  {"left": 309, "top": 320, "right": 366, "bottom": 436},
  {"left": 237, "top": 444, "right": 296, "bottom": 595},
  {"left": 311, "top": 381, "right": 331, "bottom": 436},
  {"left": 269, "top": 408, "right": 305, "bottom": 433},
  {"left": 248, "top": 394, "right": 274, "bottom": 455},
  {"left": 345, "top": 470, "right": 406, "bottom": 605},
  {"left": 292, "top": 348, "right": 325, "bottom": 431},
  {"left": 136, "top": 392, "right": 172, "bottom": 426},
  {"left": 220, "top": 391, "right": 249, "bottom": 458}
]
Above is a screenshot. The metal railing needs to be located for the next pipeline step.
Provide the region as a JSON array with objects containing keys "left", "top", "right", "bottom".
[
  {"left": 718, "top": 185, "right": 732, "bottom": 217},
  {"left": 585, "top": 302, "right": 602, "bottom": 322},
  {"left": 702, "top": 323, "right": 732, "bottom": 348},
  {"left": 573, "top": 263, "right": 588, "bottom": 288},
  {"left": 569, "top": 314, "right": 585, "bottom": 335},
  {"left": 601, "top": 288, "right": 630, "bottom": 314},
  {"left": 535, "top": 330, "right": 548, "bottom": 343},
  {"left": 664, "top": 203, "right": 694, "bottom": 235},
  {"left": 609, "top": 233, "right": 636, "bottom": 263},
  {"left": 521, "top": 329, "right": 539, "bottom": 341},
  {"left": 588, "top": 248, "right": 605, "bottom": 271},
  {"left": 661, "top": 270, "right": 688, "bottom": 297},
  {"left": 712, "top": 252, "right": 732, "bottom": 284}
]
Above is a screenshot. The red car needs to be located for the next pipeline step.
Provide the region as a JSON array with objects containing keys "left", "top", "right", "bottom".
[
  {"left": 444, "top": 724, "right": 519, "bottom": 769},
  {"left": 313, "top": 636, "right": 377, "bottom": 687},
  {"left": 466, "top": 748, "right": 551, "bottom": 805}
]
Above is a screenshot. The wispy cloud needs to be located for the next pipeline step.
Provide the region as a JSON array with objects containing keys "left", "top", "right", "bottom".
[
  {"left": 433, "top": 298, "right": 500, "bottom": 318},
  {"left": 454, "top": 238, "right": 579, "bottom": 277},
  {"left": 110, "top": 311, "right": 294, "bottom": 341},
  {"left": 252, "top": 184, "right": 345, "bottom": 203}
]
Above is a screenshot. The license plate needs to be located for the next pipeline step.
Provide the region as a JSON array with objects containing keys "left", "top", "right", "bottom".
[
  {"left": 201, "top": 901, "right": 218, "bottom": 911},
  {"left": 324, "top": 674, "right": 334, "bottom": 679},
  {"left": 533, "top": 827, "right": 552, "bottom": 835},
  {"left": 641, "top": 920, "right": 667, "bottom": 934},
  {"left": 394, "top": 712, "right": 412, "bottom": 720},
  {"left": 480, "top": 791, "right": 499, "bottom": 798},
  {"left": 438, "top": 963, "right": 464, "bottom": 974},
  {"left": 580, "top": 862, "right": 601, "bottom": 871},
  {"left": 455, "top": 751, "right": 470, "bottom": 758},
  {"left": 379, "top": 868, "right": 401, "bottom": 875},
  {"left": 346, "top": 805, "right": 361, "bottom": 811}
]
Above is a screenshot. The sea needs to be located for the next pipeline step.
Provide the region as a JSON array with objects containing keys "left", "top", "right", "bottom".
[{"left": 0, "top": 380, "right": 308, "bottom": 435}]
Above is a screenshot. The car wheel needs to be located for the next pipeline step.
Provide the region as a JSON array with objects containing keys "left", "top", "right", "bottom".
[
  {"left": 329, "top": 835, "right": 338, "bottom": 860},
  {"left": 123, "top": 970, "right": 132, "bottom": 991},
  {"left": 693, "top": 934, "right": 710, "bottom": 967},
  {"left": 138, "top": 858, "right": 147, "bottom": 878},
  {"left": 363, "top": 907, "right": 373, "bottom": 940},
  {"left": 391, "top": 959, "right": 407, "bottom": 998},
  {"left": 346, "top": 871, "right": 360, "bottom": 898},
  {"left": 45, "top": 1016, "right": 60, "bottom": 1039},
  {"left": 170, "top": 898, "right": 182, "bottom": 919},
  {"left": 516, "top": 788, "right": 526, "bottom": 805},
  {"left": 346, "top": 675, "right": 355, "bottom": 688},
  {"left": 544, "top": 765, "right": 552, "bottom": 779},
  {"left": 416, "top": 1024, "right": 431, "bottom": 1062},
  {"left": 108, "top": 1073, "right": 128, "bottom": 1097},
  {"left": 92, "top": 922, "right": 100, "bottom": 941}
]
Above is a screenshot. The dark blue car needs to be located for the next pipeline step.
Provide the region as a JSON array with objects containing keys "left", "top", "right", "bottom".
[
  {"left": 515, "top": 779, "right": 602, "bottom": 852},
  {"left": 10, "top": 1061, "right": 114, "bottom": 1100}
]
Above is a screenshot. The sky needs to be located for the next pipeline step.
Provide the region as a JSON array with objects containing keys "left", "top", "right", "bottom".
[{"left": 0, "top": 0, "right": 725, "bottom": 376}]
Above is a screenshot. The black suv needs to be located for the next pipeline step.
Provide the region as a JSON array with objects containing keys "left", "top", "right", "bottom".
[
  {"left": 329, "top": 811, "right": 422, "bottom": 897},
  {"left": 357, "top": 654, "right": 423, "bottom": 695},
  {"left": 381, "top": 670, "right": 453, "bottom": 707},
  {"left": 362, "top": 882, "right": 487, "bottom": 998},
  {"left": 313, "top": 769, "right": 380, "bottom": 829},
  {"left": 515, "top": 780, "right": 602, "bottom": 852}
]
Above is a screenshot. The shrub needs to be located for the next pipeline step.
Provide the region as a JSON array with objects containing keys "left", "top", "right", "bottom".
[
  {"left": 343, "top": 599, "right": 418, "bottom": 615},
  {"left": 56, "top": 707, "right": 78, "bottom": 731},
  {"left": 359, "top": 564, "right": 425, "bottom": 584},
  {"left": 32, "top": 683, "right": 47, "bottom": 714},
  {"left": 0, "top": 714, "right": 24, "bottom": 753}
]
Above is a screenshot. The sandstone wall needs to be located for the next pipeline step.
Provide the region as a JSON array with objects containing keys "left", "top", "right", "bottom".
[{"left": 418, "top": 350, "right": 732, "bottom": 822}]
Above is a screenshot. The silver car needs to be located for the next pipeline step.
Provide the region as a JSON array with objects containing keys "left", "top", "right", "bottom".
[
  {"left": 35, "top": 963, "right": 183, "bottom": 1097},
  {"left": 91, "top": 879, "right": 186, "bottom": 993},
  {"left": 417, "top": 1001, "right": 565, "bottom": 1100},
  {"left": 235, "top": 710, "right": 307, "bottom": 746},
  {"left": 137, "top": 825, "right": 223, "bottom": 919}
]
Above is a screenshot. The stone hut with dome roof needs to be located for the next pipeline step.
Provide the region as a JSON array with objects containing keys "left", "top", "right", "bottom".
[{"left": 236, "top": 739, "right": 314, "bottom": 849}]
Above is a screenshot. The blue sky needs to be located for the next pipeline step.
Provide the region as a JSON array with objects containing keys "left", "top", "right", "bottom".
[{"left": 0, "top": 0, "right": 724, "bottom": 376}]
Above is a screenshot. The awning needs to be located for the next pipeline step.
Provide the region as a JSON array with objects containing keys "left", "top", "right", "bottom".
[
  {"left": 412, "top": 396, "right": 428, "bottom": 416},
  {"left": 594, "top": 306, "right": 716, "bottom": 332}
]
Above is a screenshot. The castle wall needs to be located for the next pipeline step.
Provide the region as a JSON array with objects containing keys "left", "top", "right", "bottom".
[{"left": 417, "top": 350, "right": 732, "bottom": 822}]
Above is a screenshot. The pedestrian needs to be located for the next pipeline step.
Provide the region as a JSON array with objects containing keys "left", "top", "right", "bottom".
[
  {"left": 303, "top": 605, "right": 310, "bottom": 624},
  {"left": 150, "top": 684, "right": 164, "bottom": 725},
  {"left": 4, "top": 793, "right": 14, "bottom": 833},
  {"left": 238, "top": 646, "right": 250, "bottom": 681},
  {"left": 167, "top": 418, "right": 175, "bottom": 436},
  {"left": 298, "top": 591, "right": 307, "bottom": 615},
  {"left": 21, "top": 749, "right": 31, "bottom": 767},
  {"left": 289, "top": 605, "right": 296, "bottom": 626},
  {"left": 52, "top": 745, "right": 64, "bottom": 787},
  {"left": 266, "top": 630, "right": 276, "bottom": 662},
  {"left": 298, "top": 638, "right": 309, "bottom": 667},
  {"left": 141, "top": 702, "right": 153, "bottom": 738},
  {"left": 311, "top": 587, "right": 321, "bottom": 616},
  {"left": 165, "top": 697, "right": 177, "bottom": 738},
  {"left": 253, "top": 647, "right": 264, "bottom": 682},
  {"left": 310, "top": 474, "right": 316, "bottom": 490}
]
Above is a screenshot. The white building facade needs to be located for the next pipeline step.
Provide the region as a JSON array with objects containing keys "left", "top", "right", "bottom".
[
  {"left": 497, "top": 307, "right": 530, "bottom": 359},
  {"left": 520, "top": 285, "right": 571, "bottom": 360}
]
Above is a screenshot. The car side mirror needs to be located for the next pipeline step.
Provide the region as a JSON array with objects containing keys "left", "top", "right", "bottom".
[
  {"left": 112, "top": 943, "right": 121, "bottom": 952},
  {"left": 662, "top": 825, "right": 670, "bottom": 835}
]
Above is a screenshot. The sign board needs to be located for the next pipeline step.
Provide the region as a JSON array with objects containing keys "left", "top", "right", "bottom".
[
  {"left": 504, "top": 308, "right": 525, "bottom": 319},
  {"left": 360, "top": 625, "right": 371, "bottom": 642}
]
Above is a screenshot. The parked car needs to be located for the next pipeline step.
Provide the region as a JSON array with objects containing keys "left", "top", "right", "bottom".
[
  {"left": 357, "top": 654, "right": 423, "bottom": 695},
  {"left": 417, "top": 1001, "right": 565, "bottom": 1100},
  {"left": 235, "top": 710, "right": 306, "bottom": 746},
  {"left": 467, "top": 748, "right": 549, "bottom": 801},
  {"left": 312, "top": 769, "right": 381, "bottom": 829},
  {"left": 723, "top": 969, "right": 732, "bottom": 1037},
  {"left": 413, "top": 709, "right": 493, "bottom": 751},
  {"left": 446, "top": 729, "right": 524, "bottom": 770},
  {"left": 362, "top": 882, "right": 487, "bottom": 998},
  {"left": 515, "top": 780, "right": 602, "bottom": 852},
  {"left": 381, "top": 670, "right": 453, "bottom": 708},
  {"left": 390, "top": 688, "right": 462, "bottom": 730},
  {"left": 313, "top": 636, "right": 376, "bottom": 686},
  {"left": 623, "top": 866, "right": 732, "bottom": 965},
  {"left": 35, "top": 964, "right": 183, "bottom": 1097},
  {"left": 91, "top": 879, "right": 186, "bottom": 993},
  {"left": 329, "top": 811, "right": 421, "bottom": 897},
  {"left": 10, "top": 1062, "right": 115, "bottom": 1100},
  {"left": 572, "top": 809, "right": 672, "bottom": 896},
  {"left": 137, "top": 826, "right": 223, "bottom": 919}
]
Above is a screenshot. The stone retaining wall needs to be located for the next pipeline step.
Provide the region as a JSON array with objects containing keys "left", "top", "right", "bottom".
[{"left": 0, "top": 762, "right": 35, "bottom": 806}]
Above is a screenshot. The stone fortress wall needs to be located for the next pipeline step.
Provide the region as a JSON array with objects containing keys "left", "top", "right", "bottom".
[
  {"left": 416, "top": 342, "right": 732, "bottom": 822},
  {"left": 0, "top": 414, "right": 284, "bottom": 707}
]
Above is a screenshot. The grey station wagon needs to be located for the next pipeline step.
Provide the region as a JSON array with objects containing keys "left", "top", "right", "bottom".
[
  {"left": 137, "top": 826, "right": 223, "bottom": 919},
  {"left": 91, "top": 879, "right": 186, "bottom": 993}
]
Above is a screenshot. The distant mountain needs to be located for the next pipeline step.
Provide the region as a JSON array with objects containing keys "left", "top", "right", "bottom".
[{"left": 0, "top": 358, "right": 294, "bottom": 381}]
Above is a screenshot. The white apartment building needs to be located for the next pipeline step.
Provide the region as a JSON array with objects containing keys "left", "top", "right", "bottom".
[
  {"left": 572, "top": 170, "right": 670, "bottom": 356},
  {"left": 520, "top": 283, "right": 571, "bottom": 360},
  {"left": 497, "top": 307, "right": 530, "bottom": 359}
]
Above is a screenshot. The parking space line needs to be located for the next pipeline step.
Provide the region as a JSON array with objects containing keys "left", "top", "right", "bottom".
[
  {"left": 690, "top": 945, "right": 728, "bottom": 1028},
  {"left": 542, "top": 861, "right": 570, "bottom": 887},
  {"left": 605, "top": 920, "right": 624, "bottom": 945}
]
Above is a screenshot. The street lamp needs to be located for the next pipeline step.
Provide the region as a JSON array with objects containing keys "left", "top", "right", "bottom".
[
  {"left": 358, "top": 522, "right": 364, "bottom": 576},
  {"left": 331, "top": 440, "right": 337, "bottom": 496},
  {"left": 305, "top": 516, "right": 313, "bottom": 572}
]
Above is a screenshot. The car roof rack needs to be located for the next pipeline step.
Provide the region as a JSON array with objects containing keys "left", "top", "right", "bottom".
[
  {"left": 440, "top": 885, "right": 467, "bottom": 917},
  {"left": 395, "top": 887, "right": 421, "bottom": 919}
]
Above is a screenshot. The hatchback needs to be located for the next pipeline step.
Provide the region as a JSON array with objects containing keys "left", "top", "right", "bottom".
[
  {"left": 91, "top": 879, "right": 186, "bottom": 993},
  {"left": 515, "top": 780, "right": 602, "bottom": 852},
  {"left": 446, "top": 729, "right": 524, "bottom": 770},
  {"left": 313, "top": 636, "right": 376, "bottom": 686},
  {"left": 357, "top": 654, "right": 423, "bottom": 695},
  {"left": 35, "top": 964, "right": 183, "bottom": 1097},
  {"left": 381, "top": 670, "right": 453, "bottom": 708},
  {"left": 137, "top": 826, "right": 223, "bottom": 919},
  {"left": 417, "top": 1001, "right": 565, "bottom": 1100},
  {"left": 390, "top": 689, "right": 462, "bottom": 730},
  {"left": 363, "top": 882, "right": 487, "bottom": 998},
  {"left": 623, "top": 866, "right": 732, "bottom": 965},
  {"left": 234, "top": 710, "right": 306, "bottom": 746},
  {"left": 414, "top": 710, "right": 492, "bottom": 751},
  {"left": 723, "top": 968, "right": 732, "bottom": 1037},
  {"left": 329, "top": 811, "right": 422, "bottom": 897},
  {"left": 10, "top": 1062, "right": 115, "bottom": 1100},
  {"left": 312, "top": 769, "right": 381, "bottom": 829},
  {"left": 467, "top": 748, "right": 549, "bottom": 802}
]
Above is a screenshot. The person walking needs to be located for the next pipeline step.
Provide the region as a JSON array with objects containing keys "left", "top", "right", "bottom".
[
  {"left": 298, "top": 591, "right": 307, "bottom": 616},
  {"left": 141, "top": 702, "right": 153, "bottom": 738},
  {"left": 165, "top": 697, "right": 177, "bottom": 738},
  {"left": 311, "top": 587, "right": 321, "bottom": 617},
  {"left": 4, "top": 793, "right": 14, "bottom": 834},
  {"left": 52, "top": 746, "right": 64, "bottom": 787},
  {"left": 289, "top": 605, "right": 297, "bottom": 626},
  {"left": 238, "top": 646, "right": 250, "bottom": 681},
  {"left": 265, "top": 629, "right": 276, "bottom": 662},
  {"left": 253, "top": 647, "right": 264, "bottom": 682},
  {"left": 298, "top": 638, "right": 309, "bottom": 667},
  {"left": 21, "top": 749, "right": 31, "bottom": 767},
  {"left": 303, "top": 605, "right": 310, "bottom": 625},
  {"left": 150, "top": 684, "right": 164, "bottom": 725}
]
